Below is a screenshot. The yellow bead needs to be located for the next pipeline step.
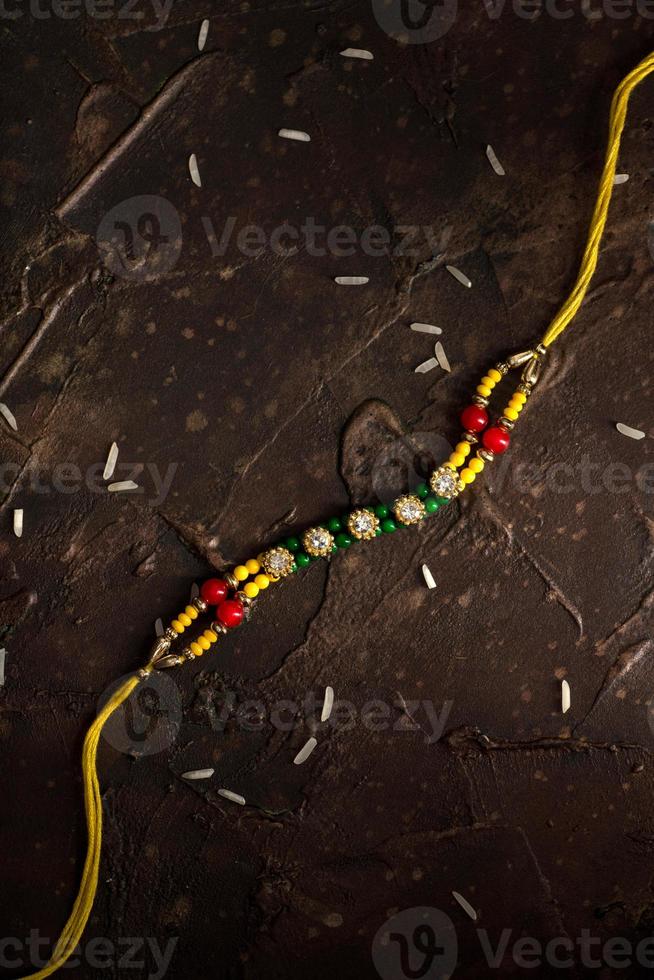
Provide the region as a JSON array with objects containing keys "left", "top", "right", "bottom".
[
  {"left": 450, "top": 452, "right": 466, "bottom": 467},
  {"left": 476, "top": 384, "right": 492, "bottom": 397},
  {"left": 480, "top": 375, "right": 495, "bottom": 389},
  {"left": 185, "top": 605, "right": 198, "bottom": 620},
  {"left": 488, "top": 368, "right": 502, "bottom": 383},
  {"left": 203, "top": 629, "right": 218, "bottom": 644},
  {"left": 245, "top": 558, "right": 260, "bottom": 575},
  {"left": 469, "top": 457, "right": 484, "bottom": 473},
  {"left": 444, "top": 462, "right": 457, "bottom": 470},
  {"left": 503, "top": 407, "right": 519, "bottom": 421},
  {"left": 198, "top": 636, "right": 211, "bottom": 651},
  {"left": 455, "top": 441, "right": 471, "bottom": 457},
  {"left": 178, "top": 612, "right": 192, "bottom": 627},
  {"left": 171, "top": 619, "right": 184, "bottom": 634},
  {"left": 513, "top": 391, "right": 527, "bottom": 404},
  {"left": 190, "top": 641, "right": 203, "bottom": 657},
  {"left": 244, "top": 582, "right": 259, "bottom": 599},
  {"left": 234, "top": 565, "right": 249, "bottom": 582},
  {"left": 460, "top": 468, "right": 476, "bottom": 484},
  {"left": 508, "top": 399, "right": 523, "bottom": 413},
  {"left": 254, "top": 574, "right": 270, "bottom": 590}
]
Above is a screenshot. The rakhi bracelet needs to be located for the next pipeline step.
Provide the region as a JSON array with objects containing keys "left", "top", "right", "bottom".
[
  {"left": 17, "top": 47, "right": 654, "bottom": 980},
  {"left": 146, "top": 346, "right": 546, "bottom": 674}
]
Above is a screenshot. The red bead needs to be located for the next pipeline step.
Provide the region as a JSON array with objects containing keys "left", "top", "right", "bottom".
[
  {"left": 483, "top": 425, "right": 510, "bottom": 454},
  {"left": 200, "top": 578, "right": 229, "bottom": 606},
  {"left": 216, "top": 598, "right": 244, "bottom": 628},
  {"left": 460, "top": 404, "right": 488, "bottom": 433}
]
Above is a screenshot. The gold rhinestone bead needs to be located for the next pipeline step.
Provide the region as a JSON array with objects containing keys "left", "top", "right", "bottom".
[
  {"left": 224, "top": 571, "right": 238, "bottom": 590},
  {"left": 517, "top": 382, "right": 532, "bottom": 396},
  {"left": 461, "top": 432, "right": 479, "bottom": 444},
  {"left": 496, "top": 361, "right": 509, "bottom": 376},
  {"left": 472, "top": 395, "right": 489, "bottom": 407},
  {"left": 347, "top": 509, "right": 379, "bottom": 540},
  {"left": 192, "top": 597, "right": 208, "bottom": 614},
  {"left": 211, "top": 622, "right": 228, "bottom": 635},
  {"left": 261, "top": 546, "right": 295, "bottom": 578},
  {"left": 498, "top": 417, "right": 515, "bottom": 431},
  {"left": 478, "top": 448, "right": 495, "bottom": 462},
  {"left": 164, "top": 625, "right": 177, "bottom": 641},
  {"left": 393, "top": 494, "right": 426, "bottom": 525},
  {"left": 302, "top": 526, "right": 335, "bottom": 557},
  {"left": 429, "top": 466, "right": 464, "bottom": 500}
]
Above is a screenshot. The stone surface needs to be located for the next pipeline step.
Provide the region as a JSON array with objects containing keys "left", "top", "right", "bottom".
[{"left": 2, "top": 4, "right": 654, "bottom": 979}]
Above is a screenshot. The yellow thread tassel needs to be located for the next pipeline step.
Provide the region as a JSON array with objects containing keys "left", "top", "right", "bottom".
[
  {"left": 20, "top": 674, "right": 142, "bottom": 979},
  {"left": 541, "top": 51, "right": 654, "bottom": 348}
]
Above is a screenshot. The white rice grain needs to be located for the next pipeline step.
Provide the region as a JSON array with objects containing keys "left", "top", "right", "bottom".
[
  {"left": 616, "top": 422, "right": 645, "bottom": 440},
  {"left": 486, "top": 144, "right": 506, "bottom": 176},
  {"left": 340, "top": 47, "right": 374, "bottom": 60},
  {"left": 278, "top": 128, "right": 311, "bottom": 142},
  {"left": 321, "top": 686, "right": 334, "bottom": 723},
  {"left": 198, "top": 18, "right": 209, "bottom": 51},
  {"left": 294, "top": 737, "right": 318, "bottom": 765},
  {"left": 218, "top": 788, "right": 246, "bottom": 806},
  {"left": 0, "top": 403, "right": 17, "bottom": 431},
  {"left": 414, "top": 357, "right": 438, "bottom": 374},
  {"left": 434, "top": 341, "right": 451, "bottom": 373},
  {"left": 103, "top": 442, "right": 119, "bottom": 480},
  {"left": 107, "top": 480, "right": 139, "bottom": 492},
  {"left": 0, "top": 649, "right": 5, "bottom": 686},
  {"left": 561, "top": 679, "right": 571, "bottom": 714},
  {"left": 182, "top": 768, "right": 214, "bottom": 780},
  {"left": 334, "top": 276, "right": 369, "bottom": 285},
  {"left": 452, "top": 891, "right": 478, "bottom": 921},
  {"left": 614, "top": 173, "right": 629, "bottom": 185},
  {"left": 155, "top": 618, "right": 164, "bottom": 637},
  {"left": 189, "top": 153, "right": 202, "bottom": 187},
  {"left": 410, "top": 322, "right": 442, "bottom": 335},
  {"left": 422, "top": 563, "right": 436, "bottom": 590},
  {"left": 13, "top": 509, "right": 23, "bottom": 538},
  {"left": 446, "top": 265, "right": 472, "bottom": 289}
]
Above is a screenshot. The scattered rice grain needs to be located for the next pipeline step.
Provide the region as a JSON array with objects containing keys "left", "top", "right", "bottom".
[
  {"left": 155, "top": 618, "right": 164, "bottom": 637},
  {"left": 446, "top": 265, "right": 472, "bottom": 288},
  {"left": 278, "top": 128, "right": 311, "bottom": 142},
  {"left": 182, "top": 768, "right": 215, "bottom": 780},
  {"left": 198, "top": 18, "right": 209, "bottom": 50},
  {"left": 434, "top": 341, "right": 451, "bottom": 372},
  {"left": 103, "top": 442, "right": 119, "bottom": 480},
  {"left": 294, "top": 737, "right": 318, "bottom": 765},
  {"left": 414, "top": 357, "right": 438, "bottom": 374},
  {"left": 614, "top": 173, "right": 629, "bottom": 185},
  {"left": 340, "top": 47, "right": 373, "bottom": 60},
  {"left": 218, "top": 788, "right": 246, "bottom": 805},
  {"left": 486, "top": 144, "right": 506, "bottom": 176},
  {"left": 107, "top": 480, "right": 139, "bottom": 492},
  {"left": 321, "top": 686, "right": 334, "bottom": 722},
  {"left": 452, "top": 891, "right": 478, "bottom": 921},
  {"left": 13, "top": 509, "right": 23, "bottom": 538},
  {"left": 422, "top": 563, "right": 436, "bottom": 590},
  {"left": 0, "top": 403, "right": 17, "bottom": 431},
  {"left": 561, "top": 679, "right": 571, "bottom": 714},
  {"left": 334, "top": 276, "right": 369, "bottom": 285},
  {"left": 189, "top": 153, "right": 202, "bottom": 187},
  {"left": 616, "top": 422, "right": 645, "bottom": 440},
  {"left": 0, "top": 649, "right": 5, "bottom": 686},
  {"left": 410, "top": 322, "right": 442, "bottom": 335}
]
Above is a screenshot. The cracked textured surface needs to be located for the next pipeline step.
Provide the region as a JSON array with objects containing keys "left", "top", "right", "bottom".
[{"left": 2, "top": 4, "right": 654, "bottom": 979}]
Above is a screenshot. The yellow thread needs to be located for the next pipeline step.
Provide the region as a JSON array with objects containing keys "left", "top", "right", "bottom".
[
  {"left": 21, "top": 674, "right": 141, "bottom": 979},
  {"left": 541, "top": 51, "right": 654, "bottom": 348}
]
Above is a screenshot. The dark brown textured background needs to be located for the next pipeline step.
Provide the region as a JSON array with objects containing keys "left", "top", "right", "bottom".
[{"left": 2, "top": 1, "right": 654, "bottom": 977}]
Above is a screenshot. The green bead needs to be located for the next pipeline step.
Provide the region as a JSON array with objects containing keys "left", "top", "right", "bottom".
[
  {"left": 435, "top": 497, "right": 449, "bottom": 506},
  {"left": 415, "top": 482, "right": 429, "bottom": 499},
  {"left": 327, "top": 517, "right": 342, "bottom": 532},
  {"left": 335, "top": 533, "right": 352, "bottom": 549},
  {"left": 375, "top": 504, "right": 389, "bottom": 519},
  {"left": 381, "top": 518, "right": 397, "bottom": 533},
  {"left": 295, "top": 552, "right": 311, "bottom": 567},
  {"left": 286, "top": 536, "right": 300, "bottom": 552},
  {"left": 424, "top": 496, "right": 440, "bottom": 514},
  {"left": 365, "top": 505, "right": 376, "bottom": 513},
  {"left": 375, "top": 527, "right": 383, "bottom": 537},
  {"left": 290, "top": 562, "right": 298, "bottom": 573}
]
